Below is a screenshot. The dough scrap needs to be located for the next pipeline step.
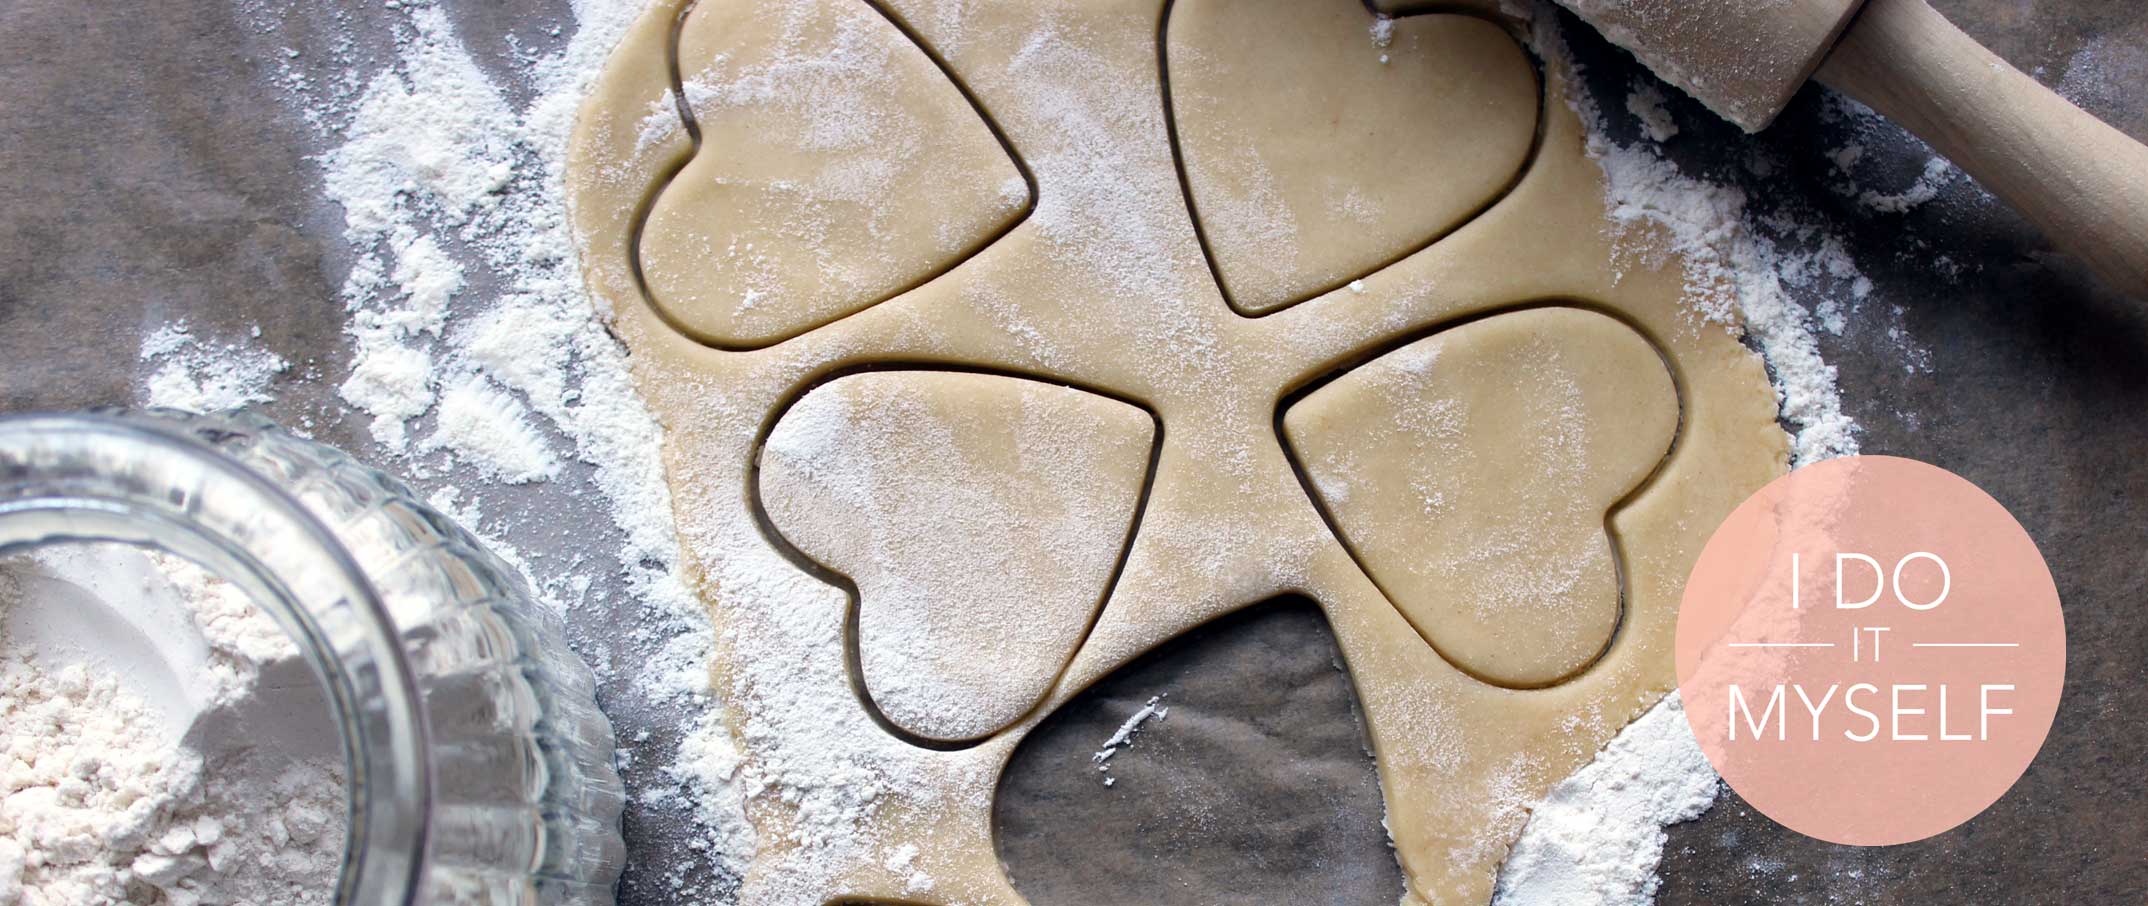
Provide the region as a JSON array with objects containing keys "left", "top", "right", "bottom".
[
  {"left": 1281, "top": 307, "right": 1680, "bottom": 688},
  {"left": 639, "top": 0, "right": 1031, "bottom": 348},
  {"left": 759, "top": 371, "right": 1155, "bottom": 743},
  {"left": 566, "top": 0, "right": 1791, "bottom": 901},
  {"left": 1167, "top": 0, "right": 1538, "bottom": 314}
]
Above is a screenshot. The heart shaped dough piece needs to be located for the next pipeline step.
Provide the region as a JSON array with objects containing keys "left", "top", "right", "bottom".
[
  {"left": 759, "top": 371, "right": 1156, "bottom": 742},
  {"left": 638, "top": 0, "right": 1031, "bottom": 348},
  {"left": 1166, "top": 0, "right": 1537, "bottom": 314},
  {"left": 1281, "top": 308, "right": 1679, "bottom": 687}
]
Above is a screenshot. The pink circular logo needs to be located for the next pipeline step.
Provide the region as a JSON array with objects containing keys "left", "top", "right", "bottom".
[{"left": 1676, "top": 455, "right": 2064, "bottom": 846}]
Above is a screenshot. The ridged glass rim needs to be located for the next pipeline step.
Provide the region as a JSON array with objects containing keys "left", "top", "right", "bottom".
[{"left": 0, "top": 411, "right": 431, "bottom": 906}]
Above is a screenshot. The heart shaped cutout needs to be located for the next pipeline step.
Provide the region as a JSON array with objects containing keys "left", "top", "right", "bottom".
[
  {"left": 638, "top": 0, "right": 1032, "bottom": 348},
  {"left": 1165, "top": 0, "right": 1538, "bottom": 314},
  {"left": 757, "top": 370, "right": 1158, "bottom": 743},
  {"left": 1280, "top": 308, "right": 1679, "bottom": 687}
]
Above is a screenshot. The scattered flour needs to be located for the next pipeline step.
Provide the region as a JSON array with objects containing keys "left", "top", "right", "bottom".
[
  {"left": 139, "top": 322, "right": 290, "bottom": 414},
  {"left": 1827, "top": 142, "right": 1864, "bottom": 172},
  {"left": 880, "top": 843, "right": 934, "bottom": 896},
  {"left": 1856, "top": 156, "right": 1957, "bottom": 215},
  {"left": 1370, "top": 15, "right": 1396, "bottom": 49},
  {"left": 422, "top": 375, "right": 561, "bottom": 484},
  {"left": 1625, "top": 83, "right": 1679, "bottom": 143},
  {"left": 1537, "top": 13, "right": 1861, "bottom": 464},
  {"left": 1091, "top": 694, "right": 1170, "bottom": 787},
  {"left": 246, "top": 1, "right": 752, "bottom": 896},
  {"left": 2057, "top": 31, "right": 2148, "bottom": 120},
  {"left": 0, "top": 547, "right": 345, "bottom": 906},
  {"left": 1818, "top": 93, "right": 1961, "bottom": 217}
]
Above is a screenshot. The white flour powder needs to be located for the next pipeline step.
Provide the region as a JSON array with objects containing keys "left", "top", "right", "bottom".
[
  {"left": 140, "top": 323, "right": 290, "bottom": 415},
  {"left": 1091, "top": 694, "right": 1170, "bottom": 787},
  {"left": 251, "top": 1, "right": 749, "bottom": 895},
  {"left": 1625, "top": 84, "right": 1680, "bottom": 143},
  {"left": 1493, "top": 694, "right": 1718, "bottom": 905},
  {"left": 0, "top": 547, "right": 345, "bottom": 906},
  {"left": 1537, "top": 9, "right": 1862, "bottom": 465}
]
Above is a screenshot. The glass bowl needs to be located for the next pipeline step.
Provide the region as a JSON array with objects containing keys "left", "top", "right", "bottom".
[{"left": 0, "top": 409, "right": 626, "bottom": 905}]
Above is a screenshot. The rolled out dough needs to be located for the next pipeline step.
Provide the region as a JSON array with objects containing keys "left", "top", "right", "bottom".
[{"left": 566, "top": 0, "right": 1790, "bottom": 901}]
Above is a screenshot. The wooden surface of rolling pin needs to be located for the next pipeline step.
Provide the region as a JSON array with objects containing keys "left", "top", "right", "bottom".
[
  {"left": 1557, "top": 0, "right": 2148, "bottom": 297},
  {"left": 1815, "top": 0, "right": 2148, "bottom": 296}
]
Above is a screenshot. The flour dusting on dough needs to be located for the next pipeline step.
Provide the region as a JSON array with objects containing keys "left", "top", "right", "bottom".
[
  {"left": 760, "top": 373, "right": 1152, "bottom": 742},
  {"left": 195, "top": 0, "right": 1893, "bottom": 902}
]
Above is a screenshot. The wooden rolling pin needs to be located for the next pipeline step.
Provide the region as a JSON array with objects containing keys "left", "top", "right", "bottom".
[{"left": 1558, "top": 0, "right": 2148, "bottom": 296}]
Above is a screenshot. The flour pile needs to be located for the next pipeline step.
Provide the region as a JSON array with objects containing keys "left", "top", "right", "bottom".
[
  {"left": 0, "top": 547, "right": 345, "bottom": 906},
  {"left": 1492, "top": 694, "right": 1718, "bottom": 905}
]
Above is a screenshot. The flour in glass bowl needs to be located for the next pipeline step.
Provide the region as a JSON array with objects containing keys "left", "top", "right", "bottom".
[
  {"left": 124, "top": 0, "right": 1899, "bottom": 902},
  {"left": 0, "top": 545, "right": 345, "bottom": 906}
]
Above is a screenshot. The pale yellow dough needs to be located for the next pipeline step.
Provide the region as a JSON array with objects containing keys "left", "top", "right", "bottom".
[
  {"left": 638, "top": 0, "right": 1030, "bottom": 348},
  {"left": 567, "top": 0, "right": 1790, "bottom": 901},
  {"left": 1167, "top": 0, "right": 1537, "bottom": 314},
  {"left": 759, "top": 371, "right": 1155, "bottom": 743},
  {"left": 1282, "top": 308, "right": 1680, "bottom": 689}
]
